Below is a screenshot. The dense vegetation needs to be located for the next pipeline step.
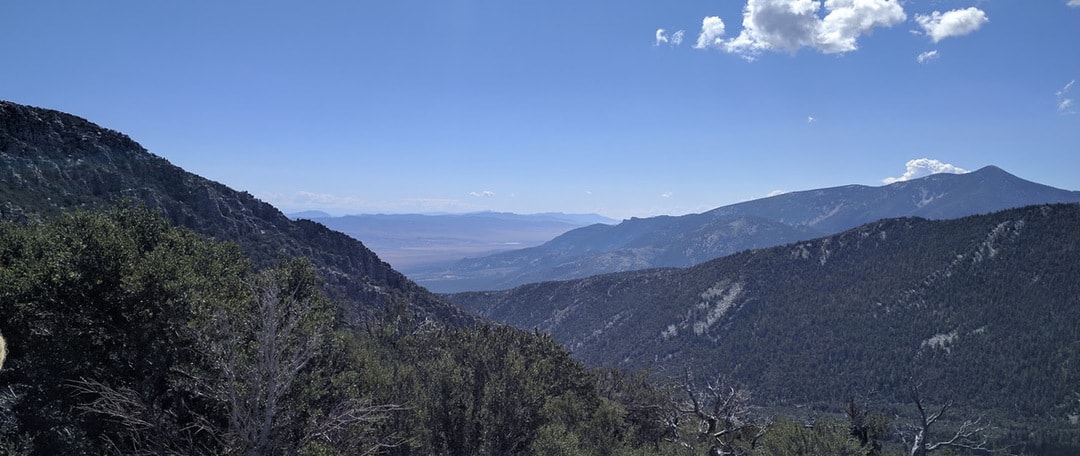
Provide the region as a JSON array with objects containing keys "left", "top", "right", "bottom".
[
  {"left": 0, "top": 207, "right": 644, "bottom": 454},
  {"left": 3, "top": 207, "right": 1077, "bottom": 455},
  {"left": 450, "top": 204, "right": 1080, "bottom": 428}
]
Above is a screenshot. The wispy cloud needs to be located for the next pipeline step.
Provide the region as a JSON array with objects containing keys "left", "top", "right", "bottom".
[
  {"left": 807, "top": 116, "right": 816, "bottom": 123},
  {"left": 469, "top": 190, "right": 496, "bottom": 197},
  {"left": 655, "top": 28, "right": 685, "bottom": 46},
  {"left": 915, "top": 8, "right": 988, "bottom": 43},
  {"left": 291, "top": 191, "right": 367, "bottom": 207},
  {"left": 655, "top": 28, "right": 669, "bottom": 46},
  {"left": 661, "top": 192, "right": 673, "bottom": 199},
  {"left": 1058, "top": 80, "right": 1076, "bottom": 114},
  {"left": 694, "top": 0, "right": 906, "bottom": 59},
  {"left": 916, "top": 49, "right": 940, "bottom": 63},
  {"left": 265, "top": 191, "right": 477, "bottom": 214},
  {"left": 671, "top": 30, "right": 685, "bottom": 46},
  {"left": 882, "top": 158, "right": 969, "bottom": 184},
  {"left": 1069, "top": 0, "right": 1080, "bottom": 7},
  {"left": 766, "top": 190, "right": 787, "bottom": 197}
]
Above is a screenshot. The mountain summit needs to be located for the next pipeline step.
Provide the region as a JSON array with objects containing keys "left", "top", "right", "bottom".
[{"left": 416, "top": 166, "right": 1080, "bottom": 292}]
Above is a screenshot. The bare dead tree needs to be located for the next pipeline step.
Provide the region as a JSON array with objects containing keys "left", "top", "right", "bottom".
[
  {"left": 846, "top": 391, "right": 892, "bottom": 455},
  {"left": 0, "top": 331, "right": 7, "bottom": 372},
  {"left": 71, "top": 264, "right": 403, "bottom": 456},
  {"left": 70, "top": 377, "right": 220, "bottom": 456},
  {"left": 673, "top": 369, "right": 770, "bottom": 456},
  {"left": 299, "top": 399, "right": 409, "bottom": 455},
  {"left": 206, "top": 268, "right": 328, "bottom": 456},
  {"left": 900, "top": 381, "right": 988, "bottom": 456}
]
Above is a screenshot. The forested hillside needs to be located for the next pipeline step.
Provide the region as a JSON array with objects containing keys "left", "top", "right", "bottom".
[
  {"left": 0, "top": 100, "right": 471, "bottom": 326},
  {"left": 450, "top": 204, "right": 1080, "bottom": 418},
  {"left": 3, "top": 207, "right": 955, "bottom": 456},
  {"left": 0, "top": 208, "right": 675, "bottom": 454}
]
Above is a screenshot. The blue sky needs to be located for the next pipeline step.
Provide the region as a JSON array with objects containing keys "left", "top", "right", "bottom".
[{"left": 3, "top": 0, "right": 1078, "bottom": 219}]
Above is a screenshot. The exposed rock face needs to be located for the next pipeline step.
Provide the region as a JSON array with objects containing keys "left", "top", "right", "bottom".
[{"left": 0, "top": 100, "right": 476, "bottom": 326}]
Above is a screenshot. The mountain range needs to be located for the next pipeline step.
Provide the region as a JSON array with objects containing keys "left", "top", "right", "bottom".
[
  {"left": 293, "top": 211, "right": 615, "bottom": 272},
  {"left": 5, "top": 98, "right": 1079, "bottom": 440},
  {"left": 0, "top": 100, "right": 475, "bottom": 327},
  {"left": 418, "top": 166, "right": 1080, "bottom": 292},
  {"left": 448, "top": 203, "right": 1080, "bottom": 417}
]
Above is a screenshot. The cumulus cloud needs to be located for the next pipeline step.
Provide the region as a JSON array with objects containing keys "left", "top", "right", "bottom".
[
  {"left": 916, "top": 49, "right": 940, "bottom": 63},
  {"left": 723, "top": 0, "right": 824, "bottom": 56},
  {"left": 693, "top": 16, "right": 727, "bottom": 49},
  {"left": 696, "top": 0, "right": 906, "bottom": 59},
  {"left": 816, "top": 0, "right": 909, "bottom": 53},
  {"left": 915, "top": 8, "right": 988, "bottom": 42},
  {"left": 1058, "top": 80, "right": 1076, "bottom": 114},
  {"left": 882, "top": 158, "right": 969, "bottom": 184},
  {"left": 469, "top": 190, "right": 496, "bottom": 197}
]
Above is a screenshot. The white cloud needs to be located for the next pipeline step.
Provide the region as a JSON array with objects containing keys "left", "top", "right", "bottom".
[
  {"left": 292, "top": 191, "right": 366, "bottom": 207},
  {"left": 882, "top": 158, "right": 969, "bottom": 184},
  {"left": 816, "top": 0, "right": 909, "bottom": 53},
  {"left": 672, "top": 30, "right": 686, "bottom": 46},
  {"left": 915, "top": 8, "right": 988, "bottom": 43},
  {"left": 656, "top": 28, "right": 685, "bottom": 46},
  {"left": 694, "top": 16, "right": 728, "bottom": 49},
  {"left": 767, "top": 190, "right": 788, "bottom": 197},
  {"left": 723, "top": 0, "right": 823, "bottom": 56},
  {"left": 1058, "top": 80, "right": 1077, "bottom": 114},
  {"left": 661, "top": 192, "right": 673, "bottom": 199},
  {"left": 265, "top": 191, "right": 476, "bottom": 214},
  {"left": 695, "top": 0, "right": 906, "bottom": 59},
  {"left": 807, "top": 116, "right": 816, "bottom": 123},
  {"left": 916, "top": 49, "right": 939, "bottom": 63},
  {"left": 1069, "top": 0, "right": 1080, "bottom": 7},
  {"left": 469, "top": 190, "right": 496, "bottom": 197},
  {"left": 655, "top": 28, "right": 669, "bottom": 46}
]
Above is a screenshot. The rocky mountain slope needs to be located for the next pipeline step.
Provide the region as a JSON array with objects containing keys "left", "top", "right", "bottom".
[
  {"left": 421, "top": 166, "right": 1080, "bottom": 292},
  {"left": 0, "top": 100, "right": 475, "bottom": 326},
  {"left": 448, "top": 203, "right": 1080, "bottom": 416}
]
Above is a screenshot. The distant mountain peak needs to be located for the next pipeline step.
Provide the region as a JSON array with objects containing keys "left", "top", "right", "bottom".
[{"left": 417, "top": 164, "right": 1079, "bottom": 292}]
